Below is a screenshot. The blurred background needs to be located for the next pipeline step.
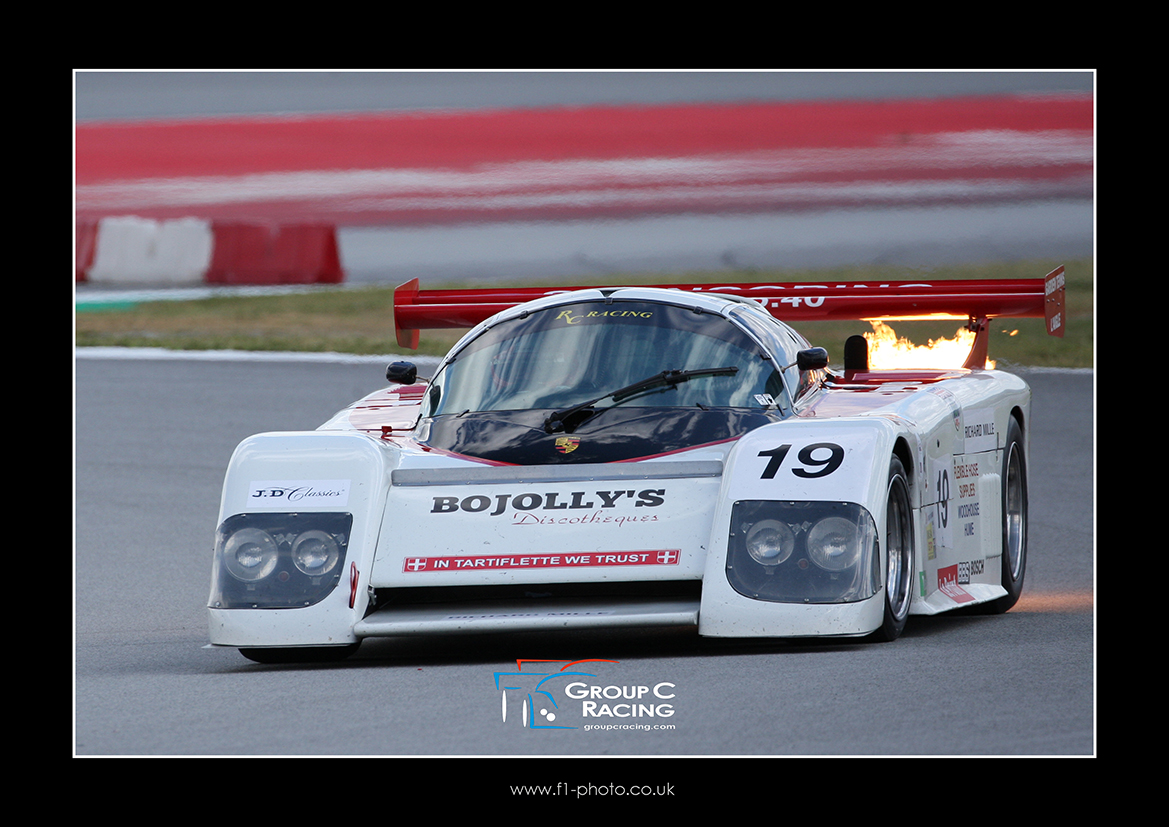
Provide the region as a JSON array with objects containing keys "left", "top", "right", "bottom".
[
  {"left": 74, "top": 70, "right": 1093, "bottom": 120},
  {"left": 74, "top": 70, "right": 1094, "bottom": 288}
]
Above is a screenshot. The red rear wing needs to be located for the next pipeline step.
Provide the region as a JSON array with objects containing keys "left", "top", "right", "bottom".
[{"left": 393, "top": 266, "right": 1067, "bottom": 361}]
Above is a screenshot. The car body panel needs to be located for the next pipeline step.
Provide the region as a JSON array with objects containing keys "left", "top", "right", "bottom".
[{"left": 208, "top": 269, "right": 1060, "bottom": 654}]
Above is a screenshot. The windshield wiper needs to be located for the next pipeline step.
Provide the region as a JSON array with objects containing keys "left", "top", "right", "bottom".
[{"left": 543, "top": 366, "right": 739, "bottom": 434}]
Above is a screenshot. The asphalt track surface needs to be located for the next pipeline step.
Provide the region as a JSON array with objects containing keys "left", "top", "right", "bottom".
[
  {"left": 74, "top": 73, "right": 1095, "bottom": 761},
  {"left": 74, "top": 356, "right": 1092, "bottom": 758}
]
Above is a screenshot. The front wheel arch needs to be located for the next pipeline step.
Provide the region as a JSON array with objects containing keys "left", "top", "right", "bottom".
[
  {"left": 868, "top": 454, "right": 914, "bottom": 642},
  {"left": 979, "top": 414, "right": 1028, "bottom": 614}
]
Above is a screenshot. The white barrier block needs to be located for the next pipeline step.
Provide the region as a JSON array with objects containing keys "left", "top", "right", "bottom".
[{"left": 87, "top": 217, "right": 214, "bottom": 284}]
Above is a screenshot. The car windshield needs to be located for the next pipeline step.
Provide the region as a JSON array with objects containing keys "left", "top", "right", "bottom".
[{"left": 425, "top": 299, "right": 787, "bottom": 416}]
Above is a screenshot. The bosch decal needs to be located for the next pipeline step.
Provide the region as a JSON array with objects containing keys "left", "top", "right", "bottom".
[{"left": 957, "top": 559, "right": 984, "bottom": 584}]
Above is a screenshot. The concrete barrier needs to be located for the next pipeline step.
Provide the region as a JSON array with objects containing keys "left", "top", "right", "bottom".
[
  {"left": 76, "top": 217, "right": 343, "bottom": 285},
  {"left": 83, "top": 216, "right": 214, "bottom": 284},
  {"left": 76, "top": 221, "right": 98, "bottom": 282},
  {"left": 206, "top": 222, "right": 342, "bottom": 285}
]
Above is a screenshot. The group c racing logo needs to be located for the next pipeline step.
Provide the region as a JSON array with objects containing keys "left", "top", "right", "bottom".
[{"left": 494, "top": 659, "right": 677, "bottom": 731}]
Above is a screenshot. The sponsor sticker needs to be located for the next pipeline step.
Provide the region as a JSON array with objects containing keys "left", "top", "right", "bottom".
[
  {"left": 957, "top": 559, "right": 984, "bottom": 584},
  {"left": 247, "top": 479, "right": 350, "bottom": 507},
  {"left": 927, "top": 386, "right": 962, "bottom": 433},
  {"left": 554, "top": 308, "right": 654, "bottom": 325},
  {"left": 962, "top": 407, "right": 997, "bottom": 453},
  {"left": 403, "top": 549, "right": 680, "bottom": 572},
  {"left": 431, "top": 488, "right": 666, "bottom": 517},
  {"left": 937, "top": 564, "right": 975, "bottom": 603}
]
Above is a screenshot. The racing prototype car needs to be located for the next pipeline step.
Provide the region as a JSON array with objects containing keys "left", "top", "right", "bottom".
[{"left": 207, "top": 268, "right": 1066, "bottom": 662}]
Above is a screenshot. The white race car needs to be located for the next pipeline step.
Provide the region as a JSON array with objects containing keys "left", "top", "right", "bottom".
[{"left": 208, "top": 268, "right": 1066, "bottom": 662}]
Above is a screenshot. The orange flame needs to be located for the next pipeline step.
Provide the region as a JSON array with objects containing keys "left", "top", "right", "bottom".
[{"left": 863, "top": 321, "right": 994, "bottom": 370}]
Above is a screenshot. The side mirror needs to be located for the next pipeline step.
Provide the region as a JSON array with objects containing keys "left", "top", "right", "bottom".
[
  {"left": 386, "top": 361, "right": 417, "bottom": 385},
  {"left": 795, "top": 347, "right": 829, "bottom": 371}
]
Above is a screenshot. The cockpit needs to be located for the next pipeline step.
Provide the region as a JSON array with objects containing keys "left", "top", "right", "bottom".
[
  {"left": 424, "top": 298, "right": 796, "bottom": 418},
  {"left": 415, "top": 295, "right": 819, "bottom": 465}
]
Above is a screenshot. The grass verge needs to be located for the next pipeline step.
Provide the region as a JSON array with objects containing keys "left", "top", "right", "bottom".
[{"left": 75, "top": 258, "right": 1093, "bottom": 369}]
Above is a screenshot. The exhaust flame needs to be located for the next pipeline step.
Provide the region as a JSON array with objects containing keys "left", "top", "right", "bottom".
[{"left": 863, "top": 321, "right": 994, "bottom": 370}]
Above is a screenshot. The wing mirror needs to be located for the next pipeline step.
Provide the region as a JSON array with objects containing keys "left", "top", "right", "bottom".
[
  {"left": 786, "top": 347, "right": 829, "bottom": 372},
  {"left": 386, "top": 361, "right": 417, "bottom": 385}
]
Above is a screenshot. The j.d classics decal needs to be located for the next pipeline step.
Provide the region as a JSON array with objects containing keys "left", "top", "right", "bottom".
[{"left": 248, "top": 479, "right": 351, "bottom": 507}]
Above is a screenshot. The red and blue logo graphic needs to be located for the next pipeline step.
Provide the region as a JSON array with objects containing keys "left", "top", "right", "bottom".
[
  {"left": 494, "top": 658, "right": 678, "bottom": 730},
  {"left": 494, "top": 659, "right": 620, "bottom": 729}
]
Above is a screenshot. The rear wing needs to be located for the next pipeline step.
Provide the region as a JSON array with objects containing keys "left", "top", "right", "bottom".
[{"left": 393, "top": 266, "right": 1067, "bottom": 368}]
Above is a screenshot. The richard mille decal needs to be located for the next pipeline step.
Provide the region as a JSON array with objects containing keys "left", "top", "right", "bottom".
[
  {"left": 431, "top": 489, "right": 666, "bottom": 517},
  {"left": 963, "top": 408, "right": 997, "bottom": 453}
]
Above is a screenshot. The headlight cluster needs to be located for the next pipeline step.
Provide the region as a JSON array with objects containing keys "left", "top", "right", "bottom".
[
  {"left": 209, "top": 513, "right": 352, "bottom": 609},
  {"left": 727, "top": 500, "right": 880, "bottom": 604}
]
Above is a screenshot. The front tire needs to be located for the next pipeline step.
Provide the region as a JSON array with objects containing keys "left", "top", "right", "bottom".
[{"left": 869, "top": 455, "right": 914, "bottom": 641}]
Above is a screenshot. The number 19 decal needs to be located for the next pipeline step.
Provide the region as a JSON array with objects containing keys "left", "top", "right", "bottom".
[{"left": 758, "top": 442, "right": 845, "bottom": 479}]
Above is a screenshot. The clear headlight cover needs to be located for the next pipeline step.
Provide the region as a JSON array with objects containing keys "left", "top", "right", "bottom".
[
  {"left": 223, "top": 528, "right": 279, "bottom": 581},
  {"left": 745, "top": 519, "right": 796, "bottom": 566},
  {"left": 727, "top": 501, "right": 880, "bottom": 604},
  {"left": 292, "top": 530, "right": 341, "bottom": 577},
  {"left": 209, "top": 513, "right": 353, "bottom": 609},
  {"left": 807, "top": 516, "right": 864, "bottom": 571}
]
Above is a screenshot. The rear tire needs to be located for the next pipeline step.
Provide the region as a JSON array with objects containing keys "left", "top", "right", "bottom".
[
  {"left": 981, "top": 417, "right": 1027, "bottom": 614},
  {"left": 869, "top": 455, "right": 914, "bottom": 641}
]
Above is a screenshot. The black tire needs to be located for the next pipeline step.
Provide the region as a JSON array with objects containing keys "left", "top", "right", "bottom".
[
  {"left": 869, "top": 455, "right": 914, "bottom": 641},
  {"left": 239, "top": 642, "right": 361, "bottom": 664},
  {"left": 980, "top": 416, "right": 1027, "bottom": 614}
]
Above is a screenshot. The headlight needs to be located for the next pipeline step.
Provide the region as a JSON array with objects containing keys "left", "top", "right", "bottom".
[
  {"left": 745, "top": 519, "right": 795, "bottom": 566},
  {"left": 727, "top": 501, "right": 879, "bottom": 604},
  {"left": 292, "top": 530, "right": 341, "bottom": 577},
  {"left": 807, "top": 516, "right": 863, "bottom": 571},
  {"left": 209, "top": 513, "right": 353, "bottom": 609},
  {"left": 223, "top": 528, "right": 279, "bottom": 581}
]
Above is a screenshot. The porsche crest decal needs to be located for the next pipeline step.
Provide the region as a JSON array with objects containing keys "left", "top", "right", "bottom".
[{"left": 554, "top": 436, "right": 581, "bottom": 454}]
